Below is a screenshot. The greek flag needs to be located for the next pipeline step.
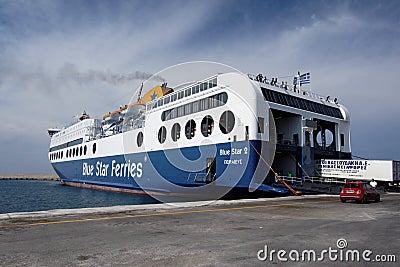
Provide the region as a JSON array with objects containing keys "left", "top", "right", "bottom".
[{"left": 300, "top": 72, "right": 311, "bottom": 85}]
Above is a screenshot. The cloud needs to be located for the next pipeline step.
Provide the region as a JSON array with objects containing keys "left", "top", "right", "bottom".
[{"left": 0, "top": 0, "right": 399, "bottom": 173}]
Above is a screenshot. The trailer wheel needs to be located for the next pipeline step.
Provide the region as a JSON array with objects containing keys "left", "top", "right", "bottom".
[{"left": 340, "top": 198, "right": 346, "bottom": 203}]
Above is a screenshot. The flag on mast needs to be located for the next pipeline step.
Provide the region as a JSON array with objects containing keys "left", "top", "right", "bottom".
[{"left": 300, "top": 72, "right": 310, "bottom": 85}]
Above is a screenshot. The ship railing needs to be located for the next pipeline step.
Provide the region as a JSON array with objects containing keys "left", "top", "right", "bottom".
[
  {"left": 279, "top": 176, "right": 346, "bottom": 185},
  {"left": 121, "top": 115, "right": 145, "bottom": 132},
  {"left": 248, "top": 73, "right": 331, "bottom": 104},
  {"left": 276, "top": 138, "right": 298, "bottom": 146},
  {"left": 277, "top": 176, "right": 303, "bottom": 184}
]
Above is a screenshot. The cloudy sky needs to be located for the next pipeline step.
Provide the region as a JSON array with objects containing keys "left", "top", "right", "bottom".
[{"left": 0, "top": 0, "right": 399, "bottom": 173}]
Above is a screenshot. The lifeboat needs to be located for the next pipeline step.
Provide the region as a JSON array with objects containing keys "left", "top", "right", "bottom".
[{"left": 102, "top": 83, "right": 172, "bottom": 123}]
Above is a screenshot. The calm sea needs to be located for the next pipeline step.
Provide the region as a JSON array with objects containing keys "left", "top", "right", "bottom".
[{"left": 0, "top": 180, "right": 159, "bottom": 214}]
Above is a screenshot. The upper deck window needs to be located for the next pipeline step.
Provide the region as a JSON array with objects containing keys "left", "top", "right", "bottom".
[
  {"left": 161, "top": 92, "right": 228, "bottom": 121},
  {"left": 261, "top": 88, "right": 343, "bottom": 119},
  {"left": 148, "top": 77, "right": 217, "bottom": 111},
  {"left": 49, "top": 138, "right": 83, "bottom": 152}
]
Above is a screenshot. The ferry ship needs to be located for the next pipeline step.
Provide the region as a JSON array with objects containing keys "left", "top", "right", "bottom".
[{"left": 48, "top": 68, "right": 351, "bottom": 200}]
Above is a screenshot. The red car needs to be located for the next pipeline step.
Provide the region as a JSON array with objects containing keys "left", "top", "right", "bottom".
[{"left": 340, "top": 181, "right": 380, "bottom": 203}]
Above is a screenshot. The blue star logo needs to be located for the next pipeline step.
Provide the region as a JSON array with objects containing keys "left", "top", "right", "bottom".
[{"left": 150, "top": 91, "right": 157, "bottom": 100}]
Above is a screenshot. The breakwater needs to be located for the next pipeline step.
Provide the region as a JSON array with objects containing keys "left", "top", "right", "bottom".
[{"left": 0, "top": 174, "right": 60, "bottom": 181}]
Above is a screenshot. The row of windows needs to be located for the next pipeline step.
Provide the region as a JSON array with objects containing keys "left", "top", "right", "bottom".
[
  {"left": 157, "top": 110, "right": 235, "bottom": 143},
  {"left": 148, "top": 77, "right": 218, "bottom": 110},
  {"left": 161, "top": 92, "right": 228, "bottom": 121},
  {"left": 50, "top": 143, "right": 97, "bottom": 161},
  {"left": 50, "top": 151, "right": 63, "bottom": 160},
  {"left": 66, "top": 145, "right": 88, "bottom": 158},
  {"left": 261, "top": 88, "right": 343, "bottom": 119},
  {"left": 49, "top": 138, "right": 83, "bottom": 152}
]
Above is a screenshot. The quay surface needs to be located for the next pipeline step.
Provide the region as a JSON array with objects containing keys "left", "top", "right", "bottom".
[{"left": 0, "top": 194, "right": 399, "bottom": 266}]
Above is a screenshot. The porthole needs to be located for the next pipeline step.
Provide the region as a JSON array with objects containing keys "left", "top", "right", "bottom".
[
  {"left": 80, "top": 146, "right": 83, "bottom": 156},
  {"left": 75, "top": 147, "right": 79, "bottom": 157},
  {"left": 72, "top": 148, "right": 75, "bottom": 157},
  {"left": 201, "top": 115, "right": 214, "bottom": 137},
  {"left": 171, "top": 123, "right": 181, "bottom": 142},
  {"left": 137, "top": 131, "right": 144, "bottom": 147},
  {"left": 84, "top": 145, "right": 87, "bottom": 155},
  {"left": 92, "top": 143, "right": 97, "bottom": 154},
  {"left": 61, "top": 151, "right": 63, "bottom": 159},
  {"left": 185, "top": 120, "right": 196, "bottom": 139},
  {"left": 158, "top": 126, "right": 167, "bottom": 144},
  {"left": 219, "top": 110, "right": 235, "bottom": 134}
]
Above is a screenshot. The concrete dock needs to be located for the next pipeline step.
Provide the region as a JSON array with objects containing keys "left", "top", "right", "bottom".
[{"left": 1, "top": 194, "right": 399, "bottom": 266}]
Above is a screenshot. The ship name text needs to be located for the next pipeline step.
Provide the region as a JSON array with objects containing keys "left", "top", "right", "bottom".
[{"left": 82, "top": 160, "right": 143, "bottom": 178}]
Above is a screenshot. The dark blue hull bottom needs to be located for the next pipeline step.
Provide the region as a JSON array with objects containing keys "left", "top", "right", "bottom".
[{"left": 53, "top": 140, "right": 288, "bottom": 200}]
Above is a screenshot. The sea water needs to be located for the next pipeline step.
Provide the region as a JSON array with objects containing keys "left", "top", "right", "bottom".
[{"left": 0, "top": 180, "right": 158, "bottom": 214}]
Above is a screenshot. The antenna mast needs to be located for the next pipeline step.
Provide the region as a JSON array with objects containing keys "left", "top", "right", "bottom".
[{"left": 137, "top": 83, "right": 144, "bottom": 102}]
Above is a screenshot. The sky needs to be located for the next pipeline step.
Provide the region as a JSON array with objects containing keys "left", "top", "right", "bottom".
[{"left": 0, "top": 0, "right": 399, "bottom": 174}]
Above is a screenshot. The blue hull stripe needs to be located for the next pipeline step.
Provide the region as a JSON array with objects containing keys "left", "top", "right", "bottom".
[{"left": 53, "top": 140, "right": 287, "bottom": 195}]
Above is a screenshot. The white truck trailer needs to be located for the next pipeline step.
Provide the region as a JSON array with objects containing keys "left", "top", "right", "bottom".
[{"left": 316, "top": 159, "right": 400, "bottom": 187}]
